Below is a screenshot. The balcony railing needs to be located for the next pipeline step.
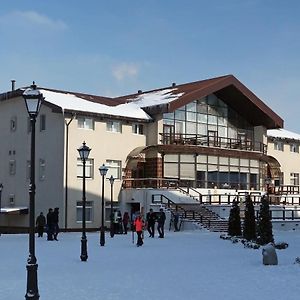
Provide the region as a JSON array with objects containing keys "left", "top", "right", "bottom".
[{"left": 160, "top": 133, "right": 267, "bottom": 154}]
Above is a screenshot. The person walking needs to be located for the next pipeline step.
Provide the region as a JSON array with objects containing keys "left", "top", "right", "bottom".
[
  {"left": 122, "top": 211, "right": 130, "bottom": 234},
  {"left": 146, "top": 208, "right": 156, "bottom": 238},
  {"left": 134, "top": 214, "right": 144, "bottom": 247},
  {"left": 36, "top": 212, "right": 46, "bottom": 237},
  {"left": 173, "top": 212, "right": 180, "bottom": 232},
  {"left": 52, "top": 207, "right": 60, "bottom": 241},
  {"left": 157, "top": 208, "right": 166, "bottom": 238},
  {"left": 46, "top": 208, "right": 54, "bottom": 241}
]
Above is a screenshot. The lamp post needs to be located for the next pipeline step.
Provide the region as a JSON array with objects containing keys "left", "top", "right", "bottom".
[
  {"left": 109, "top": 175, "right": 115, "bottom": 238},
  {"left": 99, "top": 164, "right": 108, "bottom": 246},
  {"left": 23, "top": 82, "right": 44, "bottom": 300},
  {"left": 0, "top": 183, "right": 3, "bottom": 236},
  {"left": 77, "top": 142, "right": 91, "bottom": 262}
]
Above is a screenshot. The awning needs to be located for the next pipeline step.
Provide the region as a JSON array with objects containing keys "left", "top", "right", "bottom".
[{"left": 0, "top": 207, "right": 29, "bottom": 215}]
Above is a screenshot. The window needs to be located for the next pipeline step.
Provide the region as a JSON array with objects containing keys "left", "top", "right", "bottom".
[
  {"left": 77, "top": 158, "right": 94, "bottom": 178},
  {"left": 274, "top": 141, "right": 284, "bottom": 151},
  {"left": 40, "top": 115, "right": 46, "bottom": 131},
  {"left": 107, "top": 120, "right": 122, "bottom": 133},
  {"left": 290, "top": 173, "right": 299, "bottom": 186},
  {"left": 132, "top": 123, "right": 144, "bottom": 135},
  {"left": 9, "top": 160, "right": 16, "bottom": 175},
  {"left": 39, "top": 159, "right": 46, "bottom": 181},
  {"left": 106, "top": 160, "right": 121, "bottom": 179},
  {"left": 290, "top": 143, "right": 299, "bottom": 153},
  {"left": 10, "top": 116, "right": 17, "bottom": 131},
  {"left": 76, "top": 201, "right": 93, "bottom": 222},
  {"left": 77, "top": 117, "right": 94, "bottom": 130}
]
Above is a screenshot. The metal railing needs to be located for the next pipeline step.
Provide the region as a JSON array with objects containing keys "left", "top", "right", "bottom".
[{"left": 160, "top": 133, "right": 267, "bottom": 154}]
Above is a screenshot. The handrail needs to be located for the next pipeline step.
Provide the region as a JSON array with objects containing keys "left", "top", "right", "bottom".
[
  {"left": 159, "top": 132, "right": 267, "bottom": 154},
  {"left": 151, "top": 194, "right": 215, "bottom": 225}
]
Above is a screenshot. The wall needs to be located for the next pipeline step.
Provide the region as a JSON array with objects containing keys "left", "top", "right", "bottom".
[
  {"left": 0, "top": 97, "right": 64, "bottom": 227},
  {"left": 267, "top": 138, "right": 300, "bottom": 186},
  {"left": 66, "top": 116, "right": 147, "bottom": 229}
]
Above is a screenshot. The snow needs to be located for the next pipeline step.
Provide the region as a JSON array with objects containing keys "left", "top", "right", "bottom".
[
  {"left": 127, "top": 88, "right": 184, "bottom": 108},
  {"left": 268, "top": 128, "right": 300, "bottom": 141},
  {"left": 40, "top": 88, "right": 184, "bottom": 121},
  {"left": 41, "top": 90, "right": 152, "bottom": 120},
  {"left": 1, "top": 230, "right": 300, "bottom": 300}
]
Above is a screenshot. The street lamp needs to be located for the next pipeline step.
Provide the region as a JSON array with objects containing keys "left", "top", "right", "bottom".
[
  {"left": 77, "top": 142, "right": 91, "bottom": 262},
  {"left": 0, "top": 183, "right": 3, "bottom": 236},
  {"left": 23, "top": 82, "right": 44, "bottom": 300},
  {"left": 99, "top": 164, "right": 108, "bottom": 246},
  {"left": 109, "top": 175, "right": 115, "bottom": 238}
]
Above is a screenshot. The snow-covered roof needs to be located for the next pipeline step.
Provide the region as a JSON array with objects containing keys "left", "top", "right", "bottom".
[
  {"left": 267, "top": 128, "right": 300, "bottom": 141},
  {"left": 41, "top": 90, "right": 153, "bottom": 120},
  {"left": 126, "top": 88, "right": 184, "bottom": 108}
]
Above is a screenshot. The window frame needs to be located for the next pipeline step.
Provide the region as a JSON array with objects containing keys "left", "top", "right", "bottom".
[
  {"left": 77, "top": 158, "right": 94, "bottom": 179},
  {"left": 76, "top": 201, "right": 94, "bottom": 223},
  {"left": 106, "top": 159, "right": 122, "bottom": 180}
]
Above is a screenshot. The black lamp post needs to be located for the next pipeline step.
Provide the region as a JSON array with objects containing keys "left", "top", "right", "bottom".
[
  {"left": 0, "top": 183, "right": 3, "bottom": 236},
  {"left": 99, "top": 164, "right": 108, "bottom": 246},
  {"left": 77, "top": 142, "right": 91, "bottom": 262},
  {"left": 109, "top": 175, "right": 115, "bottom": 238},
  {"left": 23, "top": 82, "right": 44, "bottom": 300}
]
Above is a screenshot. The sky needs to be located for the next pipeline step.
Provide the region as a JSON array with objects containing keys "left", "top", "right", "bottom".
[
  {"left": 0, "top": 1, "right": 300, "bottom": 132},
  {"left": 2, "top": 230, "right": 300, "bottom": 300}
]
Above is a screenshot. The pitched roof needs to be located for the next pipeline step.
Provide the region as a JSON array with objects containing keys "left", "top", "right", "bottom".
[
  {"left": 268, "top": 128, "right": 300, "bottom": 141},
  {"left": 114, "top": 75, "right": 283, "bottom": 129},
  {"left": 0, "top": 75, "right": 283, "bottom": 128}
]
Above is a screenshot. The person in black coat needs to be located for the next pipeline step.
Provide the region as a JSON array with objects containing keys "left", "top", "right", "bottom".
[
  {"left": 157, "top": 208, "right": 166, "bottom": 238},
  {"left": 52, "top": 207, "right": 60, "bottom": 241},
  {"left": 36, "top": 212, "right": 46, "bottom": 237},
  {"left": 46, "top": 208, "right": 54, "bottom": 241},
  {"left": 146, "top": 208, "right": 156, "bottom": 238}
]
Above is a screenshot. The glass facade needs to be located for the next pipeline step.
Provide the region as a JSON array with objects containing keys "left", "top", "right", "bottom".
[
  {"left": 164, "top": 154, "right": 262, "bottom": 190},
  {"left": 163, "top": 94, "right": 254, "bottom": 143}
]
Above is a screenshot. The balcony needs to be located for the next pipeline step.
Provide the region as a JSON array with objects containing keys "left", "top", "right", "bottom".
[{"left": 160, "top": 133, "right": 267, "bottom": 154}]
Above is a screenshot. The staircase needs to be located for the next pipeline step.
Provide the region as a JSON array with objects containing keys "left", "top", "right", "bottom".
[{"left": 152, "top": 193, "right": 228, "bottom": 232}]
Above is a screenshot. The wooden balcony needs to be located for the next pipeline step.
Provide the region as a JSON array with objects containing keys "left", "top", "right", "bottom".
[{"left": 160, "top": 133, "right": 267, "bottom": 154}]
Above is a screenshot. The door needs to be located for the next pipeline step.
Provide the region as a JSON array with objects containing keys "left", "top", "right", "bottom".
[
  {"left": 163, "top": 124, "right": 175, "bottom": 144},
  {"left": 208, "top": 130, "right": 218, "bottom": 147}
]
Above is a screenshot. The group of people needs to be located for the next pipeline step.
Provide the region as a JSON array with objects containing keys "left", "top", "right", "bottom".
[
  {"left": 133, "top": 208, "right": 167, "bottom": 247},
  {"left": 35, "top": 207, "right": 59, "bottom": 241},
  {"left": 113, "top": 210, "right": 130, "bottom": 234}
]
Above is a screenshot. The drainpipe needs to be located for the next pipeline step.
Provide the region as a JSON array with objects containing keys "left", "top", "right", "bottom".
[{"left": 64, "top": 112, "right": 75, "bottom": 230}]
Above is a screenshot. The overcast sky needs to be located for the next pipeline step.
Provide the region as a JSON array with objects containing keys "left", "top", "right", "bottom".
[{"left": 1, "top": 0, "right": 299, "bottom": 132}]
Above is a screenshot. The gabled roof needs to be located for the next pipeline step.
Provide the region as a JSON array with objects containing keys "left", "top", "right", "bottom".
[
  {"left": 114, "top": 75, "right": 283, "bottom": 129},
  {"left": 0, "top": 75, "right": 283, "bottom": 128}
]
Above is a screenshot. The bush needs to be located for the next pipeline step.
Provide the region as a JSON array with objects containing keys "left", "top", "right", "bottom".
[
  {"left": 228, "top": 199, "right": 242, "bottom": 237},
  {"left": 243, "top": 195, "right": 257, "bottom": 241}
]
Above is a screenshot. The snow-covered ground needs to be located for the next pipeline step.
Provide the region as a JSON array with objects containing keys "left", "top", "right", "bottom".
[{"left": 1, "top": 229, "right": 300, "bottom": 300}]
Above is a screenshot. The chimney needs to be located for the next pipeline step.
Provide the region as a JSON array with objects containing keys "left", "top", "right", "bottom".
[
  {"left": 11, "top": 80, "right": 16, "bottom": 91},
  {"left": 172, "top": 82, "right": 176, "bottom": 87},
  {"left": 138, "top": 90, "right": 142, "bottom": 94}
]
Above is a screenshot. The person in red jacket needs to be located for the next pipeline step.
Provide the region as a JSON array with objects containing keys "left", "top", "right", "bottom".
[{"left": 134, "top": 215, "right": 144, "bottom": 247}]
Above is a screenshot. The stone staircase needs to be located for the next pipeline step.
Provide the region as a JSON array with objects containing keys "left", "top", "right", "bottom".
[{"left": 156, "top": 193, "right": 228, "bottom": 232}]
